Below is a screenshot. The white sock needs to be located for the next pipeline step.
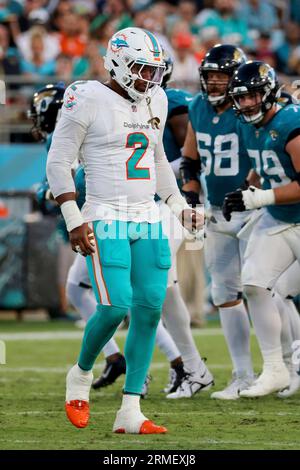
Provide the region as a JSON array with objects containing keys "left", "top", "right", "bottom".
[
  {"left": 273, "top": 292, "right": 293, "bottom": 364},
  {"left": 67, "top": 282, "right": 120, "bottom": 358},
  {"left": 286, "top": 298, "right": 300, "bottom": 342},
  {"left": 121, "top": 394, "right": 141, "bottom": 411},
  {"left": 162, "top": 284, "right": 202, "bottom": 372},
  {"left": 219, "top": 302, "right": 253, "bottom": 377},
  {"left": 155, "top": 319, "right": 181, "bottom": 362},
  {"left": 245, "top": 285, "right": 283, "bottom": 366}
]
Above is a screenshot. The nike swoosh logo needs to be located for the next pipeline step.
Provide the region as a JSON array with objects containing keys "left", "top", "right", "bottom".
[{"left": 101, "top": 364, "right": 113, "bottom": 379}]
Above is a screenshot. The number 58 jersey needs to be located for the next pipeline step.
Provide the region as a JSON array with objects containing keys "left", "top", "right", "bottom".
[
  {"left": 48, "top": 80, "right": 168, "bottom": 222},
  {"left": 189, "top": 93, "right": 252, "bottom": 207}
]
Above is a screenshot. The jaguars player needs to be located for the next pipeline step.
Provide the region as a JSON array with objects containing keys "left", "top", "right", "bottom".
[
  {"left": 47, "top": 27, "right": 203, "bottom": 434},
  {"left": 224, "top": 61, "right": 300, "bottom": 397},
  {"left": 180, "top": 44, "right": 255, "bottom": 399}
]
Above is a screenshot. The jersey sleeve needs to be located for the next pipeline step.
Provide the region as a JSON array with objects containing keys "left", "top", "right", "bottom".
[
  {"left": 281, "top": 105, "right": 300, "bottom": 146},
  {"left": 46, "top": 82, "right": 97, "bottom": 198},
  {"left": 166, "top": 89, "right": 193, "bottom": 119}
]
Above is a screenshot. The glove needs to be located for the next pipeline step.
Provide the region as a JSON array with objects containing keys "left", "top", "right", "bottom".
[
  {"left": 222, "top": 186, "right": 275, "bottom": 222},
  {"left": 181, "top": 190, "right": 201, "bottom": 207}
]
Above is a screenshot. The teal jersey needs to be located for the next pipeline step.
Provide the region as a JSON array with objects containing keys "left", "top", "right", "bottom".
[
  {"left": 189, "top": 93, "right": 252, "bottom": 207},
  {"left": 163, "top": 88, "right": 193, "bottom": 162},
  {"left": 238, "top": 104, "right": 300, "bottom": 223}
]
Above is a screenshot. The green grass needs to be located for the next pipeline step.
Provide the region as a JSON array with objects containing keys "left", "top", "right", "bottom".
[{"left": 0, "top": 321, "right": 300, "bottom": 450}]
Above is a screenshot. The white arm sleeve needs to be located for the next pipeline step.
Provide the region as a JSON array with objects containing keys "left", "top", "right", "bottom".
[{"left": 46, "top": 83, "right": 95, "bottom": 198}]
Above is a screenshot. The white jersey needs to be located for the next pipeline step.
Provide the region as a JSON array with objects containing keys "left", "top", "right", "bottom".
[{"left": 47, "top": 80, "right": 180, "bottom": 223}]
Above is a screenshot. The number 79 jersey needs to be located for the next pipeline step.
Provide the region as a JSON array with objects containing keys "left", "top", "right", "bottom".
[
  {"left": 189, "top": 93, "right": 252, "bottom": 207},
  {"left": 238, "top": 104, "right": 300, "bottom": 224},
  {"left": 57, "top": 80, "right": 168, "bottom": 222}
]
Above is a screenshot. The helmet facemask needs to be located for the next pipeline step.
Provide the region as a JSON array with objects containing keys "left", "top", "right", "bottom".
[
  {"left": 200, "top": 69, "right": 231, "bottom": 106},
  {"left": 231, "top": 85, "right": 278, "bottom": 124}
]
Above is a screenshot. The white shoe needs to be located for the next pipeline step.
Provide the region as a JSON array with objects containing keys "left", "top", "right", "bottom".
[
  {"left": 278, "top": 367, "right": 300, "bottom": 398},
  {"left": 239, "top": 363, "right": 290, "bottom": 398},
  {"left": 211, "top": 373, "right": 254, "bottom": 400},
  {"left": 166, "top": 362, "right": 214, "bottom": 399},
  {"left": 66, "top": 364, "right": 93, "bottom": 402}
]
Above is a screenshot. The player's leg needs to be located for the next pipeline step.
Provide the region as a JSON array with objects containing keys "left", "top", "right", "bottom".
[
  {"left": 112, "top": 222, "right": 170, "bottom": 434},
  {"left": 205, "top": 211, "right": 253, "bottom": 399},
  {"left": 66, "top": 253, "right": 125, "bottom": 389},
  {"left": 66, "top": 220, "right": 131, "bottom": 428},
  {"left": 160, "top": 203, "right": 213, "bottom": 398},
  {"left": 239, "top": 213, "right": 293, "bottom": 397},
  {"left": 274, "top": 261, "right": 300, "bottom": 397}
]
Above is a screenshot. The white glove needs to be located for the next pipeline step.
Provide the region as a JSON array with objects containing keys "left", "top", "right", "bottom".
[{"left": 242, "top": 186, "right": 275, "bottom": 210}]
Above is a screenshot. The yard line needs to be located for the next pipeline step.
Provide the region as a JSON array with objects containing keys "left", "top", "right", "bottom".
[
  {"left": 1, "top": 362, "right": 232, "bottom": 373},
  {"left": 0, "top": 328, "right": 255, "bottom": 341}
]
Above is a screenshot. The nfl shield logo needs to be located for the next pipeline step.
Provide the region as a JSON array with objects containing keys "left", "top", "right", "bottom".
[{"left": 131, "top": 105, "right": 137, "bottom": 112}]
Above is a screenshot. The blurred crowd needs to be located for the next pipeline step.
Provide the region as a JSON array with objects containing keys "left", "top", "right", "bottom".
[{"left": 1, "top": 0, "right": 300, "bottom": 138}]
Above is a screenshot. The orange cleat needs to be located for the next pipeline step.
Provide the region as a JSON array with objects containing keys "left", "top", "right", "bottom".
[
  {"left": 139, "top": 420, "right": 168, "bottom": 434},
  {"left": 65, "top": 400, "right": 90, "bottom": 428},
  {"left": 114, "top": 420, "right": 167, "bottom": 434}
]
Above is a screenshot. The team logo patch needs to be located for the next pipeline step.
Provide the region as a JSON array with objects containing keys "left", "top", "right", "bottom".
[
  {"left": 111, "top": 34, "right": 129, "bottom": 53},
  {"left": 64, "top": 93, "right": 76, "bottom": 110},
  {"left": 269, "top": 130, "right": 278, "bottom": 141}
]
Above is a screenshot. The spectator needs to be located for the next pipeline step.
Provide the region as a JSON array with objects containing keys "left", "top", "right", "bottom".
[
  {"left": 73, "top": 38, "right": 109, "bottom": 81},
  {"left": 276, "top": 21, "right": 300, "bottom": 75},
  {"left": 58, "top": 12, "right": 87, "bottom": 58},
  {"left": 15, "top": 22, "right": 61, "bottom": 63},
  {"left": 20, "top": 27, "right": 56, "bottom": 78},
  {"left": 0, "top": 23, "right": 20, "bottom": 77},
  {"left": 55, "top": 52, "right": 73, "bottom": 82},
  {"left": 240, "top": 0, "right": 278, "bottom": 37},
  {"left": 167, "top": 0, "right": 201, "bottom": 36},
  {"left": 255, "top": 32, "right": 276, "bottom": 68},
  {"left": 198, "top": 0, "right": 250, "bottom": 47},
  {"left": 18, "top": 0, "right": 49, "bottom": 33},
  {"left": 171, "top": 31, "right": 199, "bottom": 90}
]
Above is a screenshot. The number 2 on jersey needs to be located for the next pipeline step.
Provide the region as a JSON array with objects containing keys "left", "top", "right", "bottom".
[{"left": 126, "top": 132, "right": 150, "bottom": 180}]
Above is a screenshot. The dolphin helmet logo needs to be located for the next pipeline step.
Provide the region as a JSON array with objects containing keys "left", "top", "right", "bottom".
[{"left": 111, "top": 34, "right": 129, "bottom": 53}]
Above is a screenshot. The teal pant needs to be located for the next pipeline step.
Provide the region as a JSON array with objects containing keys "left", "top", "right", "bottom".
[{"left": 78, "top": 220, "right": 171, "bottom": 394}]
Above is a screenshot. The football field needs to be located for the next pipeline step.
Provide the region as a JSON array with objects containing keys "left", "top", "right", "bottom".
[{"left": 1, "top": 320, "right": 300, "bottom": 450}]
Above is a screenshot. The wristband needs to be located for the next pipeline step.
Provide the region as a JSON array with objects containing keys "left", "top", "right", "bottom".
[{"left": 61, "top": 200, "right": 84, "bottom": 232}]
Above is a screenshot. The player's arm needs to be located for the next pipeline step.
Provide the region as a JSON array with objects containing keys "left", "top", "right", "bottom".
[
  {"left": 180, "top": 121, "right": 201, "bottom": 206},
  {"left": 46, "top": 87, "right": 95, "bottom": 256},
  {"left": 222, "top": 134, "right": 300, "bottom": 220}
]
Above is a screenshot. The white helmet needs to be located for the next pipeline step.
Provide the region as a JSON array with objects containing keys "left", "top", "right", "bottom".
[{"left": 104, "top": 27, "right": 165, "bottom": 102}]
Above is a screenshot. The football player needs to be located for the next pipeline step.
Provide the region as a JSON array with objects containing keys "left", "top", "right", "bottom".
[
  {"left": 46, "top": 27, "right": 204, "bottom": 434},
  {"left": 224, "top": 61, "right": 300, "bottom": 397},
  {"left": 180, "top": 45, "right": 255, "bottom": 399}
]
